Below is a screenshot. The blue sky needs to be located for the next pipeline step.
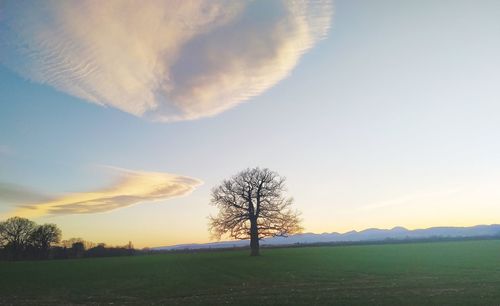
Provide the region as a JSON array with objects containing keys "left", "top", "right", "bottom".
[{"left": 1, "top": 0, "right": 500, "bottom": 247}]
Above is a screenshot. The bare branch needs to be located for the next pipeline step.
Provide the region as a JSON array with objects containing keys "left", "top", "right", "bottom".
[{"left": 208, "top": 167, "right": 302, "bottom": 244}]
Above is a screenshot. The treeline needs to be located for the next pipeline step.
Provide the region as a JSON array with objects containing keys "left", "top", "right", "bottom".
[{"left": 0, "top": 217, "right": 136, "bottom": 261}]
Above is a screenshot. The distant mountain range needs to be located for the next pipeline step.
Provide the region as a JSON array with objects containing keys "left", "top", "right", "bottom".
[{"left": 154, "top": 224, "right": 500, "bottom": 251}]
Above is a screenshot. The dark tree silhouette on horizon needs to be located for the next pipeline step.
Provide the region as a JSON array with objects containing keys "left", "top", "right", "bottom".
[
  {"left": 0, "top": 216, "right": 36, "bottom": 260},
  {"left": 0, "top": 217, "right": 138, "bottom": 261},
  {"left": 30, "top": 224, "right": 62, "bottom": 259},
  {"left": 209, "top": 167, "right": 302, "bottom": 256}
]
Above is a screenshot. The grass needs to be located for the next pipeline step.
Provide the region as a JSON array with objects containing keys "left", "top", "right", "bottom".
[{"left": 1, "top": 240, "right": 500, "bottom": 305}]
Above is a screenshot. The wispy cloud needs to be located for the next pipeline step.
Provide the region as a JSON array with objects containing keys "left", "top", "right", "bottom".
[
  {"left": 0, "top": 182, "right": 52, "bottom": 204},
  {"left": 3, "top": 168, "right": 202, "bottom": 218},
  {"left": 0, "top": 0, "right": 332, "bottom": 121},
  {"left": 358, "top": 188, "right": 462, "bottom": 212}
]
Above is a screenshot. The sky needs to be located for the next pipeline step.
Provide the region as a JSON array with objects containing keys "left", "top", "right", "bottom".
[{"left": 1, "top": 0, "right": 500, "bottom": 248}]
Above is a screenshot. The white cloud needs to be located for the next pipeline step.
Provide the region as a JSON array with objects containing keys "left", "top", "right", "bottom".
[
  {"left": 4, "top": 168, "right": 202, "bottom": 218},
  {"left": 0, "top": 0, "right": 332, "bottom": 121}
]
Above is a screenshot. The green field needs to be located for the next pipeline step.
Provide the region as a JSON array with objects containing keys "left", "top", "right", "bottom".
[{"left": 1, "top": 240, "right": 500, "bottom": 305}]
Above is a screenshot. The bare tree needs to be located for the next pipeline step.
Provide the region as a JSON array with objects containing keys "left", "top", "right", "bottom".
[
  {"left": 0, "top": 216, "right": 36, "bottom": 259},
  {"left": 209, "top": 167, "right": 302, "bottom": 256},
  {"left": 30, "top": 224, "right": 62, "bottom": 259},
  {"left": 71, "top": 242, "right": 85, "bottom": 258},
  {"left": 0, "top": 223, "right": 6, "bottom": 248},
  {"left": 61, "top": 237, "right": 95, "bottom": 250}
]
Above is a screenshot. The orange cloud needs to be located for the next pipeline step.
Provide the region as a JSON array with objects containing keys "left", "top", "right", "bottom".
[{"left": 5, "top": 168, "right": 202, "bottom": 218}]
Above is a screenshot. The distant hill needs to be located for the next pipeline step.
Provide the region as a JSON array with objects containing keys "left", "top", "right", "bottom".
[{"left": 154, "top": 224, "right": 500, "bottom": 251}]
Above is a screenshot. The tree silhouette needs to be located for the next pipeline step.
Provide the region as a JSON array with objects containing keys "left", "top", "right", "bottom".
[
  {"left": 0, "top": 217, "right": 138, "bottom": 260},
  {"left": 0, "top": 216, "right": 36, "bottom": 260},
  {"left": 30, "top": 224, "right": 62, "bottom": 259},
  {"left": 71, "top": 242, "right": 85, "bottom": 258},
  {"left": 209, "top": 167, "right": 302, "bottom": 256},
  {"left": 61, "top": 237, "right": 95, "bottom": 250}
]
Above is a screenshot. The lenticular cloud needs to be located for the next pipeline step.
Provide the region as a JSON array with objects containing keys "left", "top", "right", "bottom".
[
  {"left": 6, "top": 168, "right": 203, "bottom": 218},
  {"left": 0, "top": 0, "right": 332, "bottom": 121}
]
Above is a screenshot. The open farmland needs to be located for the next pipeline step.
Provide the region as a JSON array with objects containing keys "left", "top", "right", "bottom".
[{"left": 1, "top": 240, "right": 500, "bottom": 305}]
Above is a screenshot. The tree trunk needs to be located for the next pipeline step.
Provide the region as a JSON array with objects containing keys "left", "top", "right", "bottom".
[{"left": 249, "top": 219, "right": 259, "bottom": 256}]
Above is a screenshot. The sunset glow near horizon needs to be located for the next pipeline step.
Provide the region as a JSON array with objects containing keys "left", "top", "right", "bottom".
[{"left": 1, "top": 0, "right": 500, "bottom": 248}]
